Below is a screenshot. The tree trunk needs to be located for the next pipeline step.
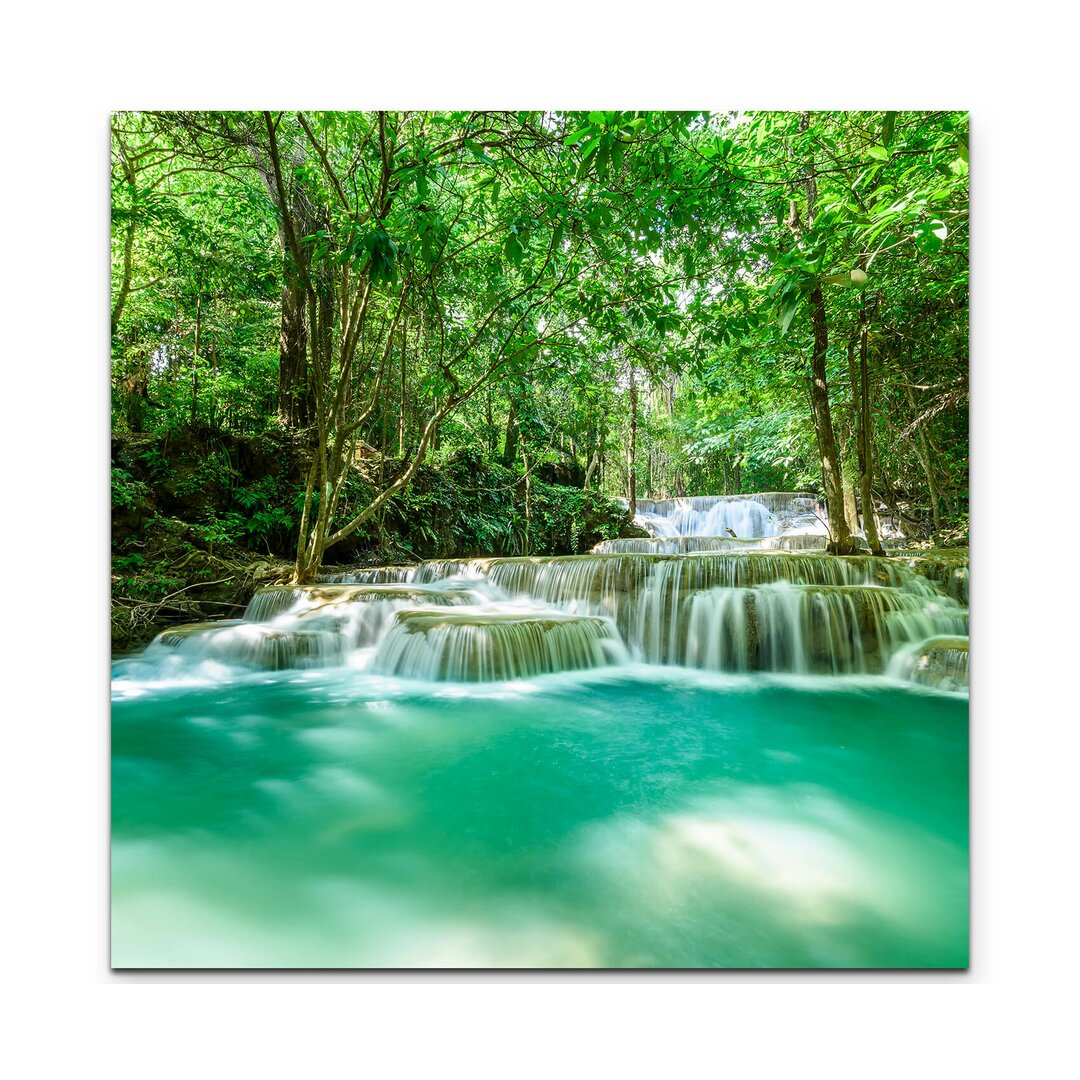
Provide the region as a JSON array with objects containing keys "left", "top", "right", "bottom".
[
  {"left": 841, "top": 340, "right": 864, "bottom": 540},
  {"left": 278, "top": 275, "right": 309, "bottom": 427},
  {"left": 627, "top": 366, "right": 638, "bottom": 518},
  {"left": 111, "top": 151, "right": 137, "bottom": 340},
  {"left": 502, "top": 397, "right": 519, "bottom": 468},
  {"left": 839, "top": 342, "right": 862, "bottom": 537},
  {"left": 191, "top": 292, "right": 201, "bottom": 427},
  {"left": 398, "top": 314, "right": 408, "bottom": 456},
  {"left": 807, "top": 286, "right": 857, "bottom": 554},
  {"left": 210, "top": 338, "right": 218, "bottom": 430},
  {"left": 857, "top": 316, "right": 884, "bottom": 554},
  {"left": 791, "top": 113, "right": 855, "bottom": 554},
  {"left": 841, "top": 463, "right": 860, "bottom": 537},
  {"left": 905, "top": 384, "right": 943, "bottom": 536},
  {"left": 583, "top": 422, "right": 604, "bottom": 490},
  {"left": 522, "top": 446, "right": 532, "bottom": 553}
]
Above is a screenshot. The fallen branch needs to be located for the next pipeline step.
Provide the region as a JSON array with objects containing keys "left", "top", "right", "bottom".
[{"left": 156, "top": 576, "right": 235, "bottom": 604}]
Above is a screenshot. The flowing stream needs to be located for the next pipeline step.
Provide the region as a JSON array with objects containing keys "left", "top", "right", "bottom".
[{"left": 112, "top": 493, "right": 969, "bottom": 968}]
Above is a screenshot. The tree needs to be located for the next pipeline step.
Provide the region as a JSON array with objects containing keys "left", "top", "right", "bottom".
[
  {"left": 111, "top": 109, "right": 969, "bottom": 570},
  {"left": 256, "top": 110, "right": 705, "bottom": 581}
]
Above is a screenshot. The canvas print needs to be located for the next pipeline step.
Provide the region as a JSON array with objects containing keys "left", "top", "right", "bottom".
[{"left": 110, "top": 110, "right": 969, "bottom": 968}]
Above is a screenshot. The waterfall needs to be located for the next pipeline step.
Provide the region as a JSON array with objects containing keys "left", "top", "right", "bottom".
[
  {"left": 370, "top": 609, "right": 629, "bottom": 681},
  {"left": 289, "top": 586, "right": 482, "bottom": 648},
  {"left": 390, "top": 551, "right": 963, "bottom": 674},
  {"left": 888, "top": 636, "right": 969, "bottom": 691},
  {"left": 634, "top": 496, "right": 779, "bottom": 538},
  {"left": 144, "top": 620, "right": 348, "bottom": 671},
  {"left": 125, "top": 490, "right": 966, "bottom": 684},
  {"left": 412, "top": 559, "right": 490, "bottom": 584},
  {"left": 631, "top": 493, "right": 826, "bottom": 540},
  {"left": 680, "top": 584, "right": 967, "bottom": 674},
  {"left": 317, "top": 566, "right": 418, "bottom": 585},
  {"left": 244, "top": 582, "right": 474, "bottom": 624},
  {"left": 592, "top": 535, "right": 828, "bottom": 555}
]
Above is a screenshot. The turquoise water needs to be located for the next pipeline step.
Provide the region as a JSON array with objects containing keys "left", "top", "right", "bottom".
[{"left": 111, "top": 666, "right": 968, "bottom": 968}]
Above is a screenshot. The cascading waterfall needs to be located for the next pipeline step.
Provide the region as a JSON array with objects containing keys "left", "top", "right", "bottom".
[
  {"left": 680, "top": 584, "right": 966, "bottom": 674},
  {"left": 243, "top": 582, "right": 475, "bottom": 630},
  {"left": 144, "top": 619, "right": 348, "bottom": 671},
  {"left": 137, "top": 583, "right": 482, "bottom": 675},
  {"left": 631, "top": 493, "right": 826, "bottom": 540},
  {"left": 634, "top": 496, "right": 780, "bottom": 538},
  {"left": 317, "top": 566, "right": 418, "bottom": 585},
  {"left": 887, "top": 636, "right": 969, "bottom": 691},
  {"left": 412, "top": 558, "right": 490, "bottom": 583},
  {"left": 286, "top": 585, "right": 482, "bottom": 648},
  {"left": 592, "top": 535, "right": 828, "bottom": 554},
  {"left": 370, "top": 609, "right": 629, "bottom": 681},
  {"left": 127, "top": 491, "right": 967, "bottom": 684}
]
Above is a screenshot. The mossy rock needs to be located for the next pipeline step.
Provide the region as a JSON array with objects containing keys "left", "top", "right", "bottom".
[{"left": 904, "top": 635, "right": 969, "bottom": 690}]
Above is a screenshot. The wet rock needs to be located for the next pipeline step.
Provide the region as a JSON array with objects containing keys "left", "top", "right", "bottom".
[{"left": 894, "top": 635, "right": 969, "bottom": 691}]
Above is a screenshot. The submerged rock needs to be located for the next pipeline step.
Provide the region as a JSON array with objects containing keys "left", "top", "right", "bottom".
[{"left": 891, "top": 635, "right": 969, "bottom": 691}]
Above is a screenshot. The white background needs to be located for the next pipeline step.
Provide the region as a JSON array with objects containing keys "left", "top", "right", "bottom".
[{"left": 1, "top": 1, "right": 1075, "bottom": 1075}]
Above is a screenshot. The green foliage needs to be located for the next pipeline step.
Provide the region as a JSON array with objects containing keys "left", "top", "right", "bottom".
[
  {"left": 365, "top": 449, "right": 626, "bottom": 560},
  {"left": 111, "top": 467, "right": 151, "bottom": 510},
  {"left": 111, "top": 109, "right": 967, "bottom": 566},
  {"left": 937, "top": 512, "right": 969, "bottom": 547},
  {"left": 171, "top": 449, "right": 241, "bottom": 499},
  {"left": 111, "top": 518, "right": 188, "bottom": 600},
  {"left": 192, "top": 510, "right": 240, "bottom": 550},
  {"left": 531, "top": 484, "right": 626, "bottom": 553},
  {"left": 225, "top": 477, "right": 295, "bottom": 549}
]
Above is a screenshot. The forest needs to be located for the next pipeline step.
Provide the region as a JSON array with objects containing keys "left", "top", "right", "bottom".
[
  {"left": 110, "top": 108, "right": 971, "bottom": 971},
  {"left": 111, "top": 110, "right": 968, "bottom": 648}
]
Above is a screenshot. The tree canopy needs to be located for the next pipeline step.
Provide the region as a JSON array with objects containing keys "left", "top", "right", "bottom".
[{"left": 112, "top": 109, "right": 969, "bottom": 579}]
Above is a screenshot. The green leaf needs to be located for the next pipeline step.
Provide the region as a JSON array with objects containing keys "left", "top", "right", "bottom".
[
  {"left": 565, "top": 126, "right": 597, "bottom": 145},
  {"left": 462, "top": 139, "right": 495, "bottom": 166},
  {"left": 881, "top": 111, "right": 896, "bottom": 148},
  {"left": 610, "top": 137, "right": 624, "bottom": 175},
  {"left": 913, "top": 218, "right": 948, "bottom": 254},
  {"left": 419, "top": 227, "right": 437, "bottom": 264},
  {"left": 956, "top": 132, "right": 969, "bottom": 163},
  {"left": 504, "top": 233, "right": 524, "bottom": 265},
  {"left": 576, "top": 139, "right": 599, "bottom": 179},
  {"left": 595, "top": 137, "right": 610, "bottom": 181},
  {"left": 867, "top": 145, "right": 890, "bottom": 162}
]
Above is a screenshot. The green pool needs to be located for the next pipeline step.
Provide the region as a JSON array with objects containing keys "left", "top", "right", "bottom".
[{"left": 111, "top": 666, "right": 968, "bottom": 968}]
